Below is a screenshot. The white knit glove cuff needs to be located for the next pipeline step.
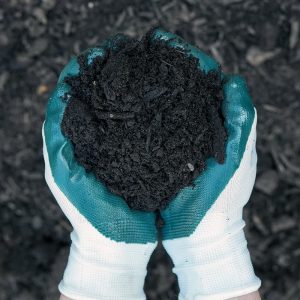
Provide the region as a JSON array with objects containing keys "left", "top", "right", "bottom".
[
  {"left": 59, "top": 235, "right": 154, "bottom": 300},
  {"left": 163, "top": 219, "right": 261, "bottom": 300}
]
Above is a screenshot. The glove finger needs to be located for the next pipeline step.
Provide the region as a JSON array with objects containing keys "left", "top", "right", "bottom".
[{"left": 222, "top": 74, "right": 255, "bottom": 168}]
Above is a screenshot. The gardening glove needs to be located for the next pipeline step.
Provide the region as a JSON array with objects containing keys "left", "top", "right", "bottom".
[
  {"left": 153, "top": 29, "right": 261, "bottom": 300},
  {"left": 42, "top": 36, "right": 157, "bottom": 300}
]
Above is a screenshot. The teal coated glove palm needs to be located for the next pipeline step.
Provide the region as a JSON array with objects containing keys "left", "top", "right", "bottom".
[
  {"left": 152, "top": 29, "right": 261, "bottom": 300},
  {"left": 43, "top": 36, "right": 157, "bottom": 300}
]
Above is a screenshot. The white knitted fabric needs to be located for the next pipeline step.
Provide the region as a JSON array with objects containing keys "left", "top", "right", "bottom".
[
  {"left": 43, "top": 130, "right": 157, "bottom": 300},
  {"left": 163, "top": 112, "right": 261, "bottom": 300}
]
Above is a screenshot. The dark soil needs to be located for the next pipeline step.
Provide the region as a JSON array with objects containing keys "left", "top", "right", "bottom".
[
  {"left": 61, "top": 29, "right": 226, "bottom": 211},
  {"left": 1, "top": 1, "right": 300, "bottom": 300}
]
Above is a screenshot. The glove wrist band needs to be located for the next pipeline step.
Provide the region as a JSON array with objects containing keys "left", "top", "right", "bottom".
[
  {"left": 59, "top": 242, "right": 149, "bottom": 300},
  {"left": 164, "top": 229, "right": 261, "bottom": 300}
]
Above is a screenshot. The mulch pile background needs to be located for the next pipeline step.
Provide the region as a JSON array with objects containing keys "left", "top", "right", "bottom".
[{"left": 1, "top": 0, "right": 300, "bottom": 299}]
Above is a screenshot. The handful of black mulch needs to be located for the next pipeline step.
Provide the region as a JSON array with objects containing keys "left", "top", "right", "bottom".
[{"left": 61, "top": 29, "right": 227, "bottom": 211}]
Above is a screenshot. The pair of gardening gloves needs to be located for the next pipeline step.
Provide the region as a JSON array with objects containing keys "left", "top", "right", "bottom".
[{"left": 43, "top": 29, "right": 261, "bottom": 300}]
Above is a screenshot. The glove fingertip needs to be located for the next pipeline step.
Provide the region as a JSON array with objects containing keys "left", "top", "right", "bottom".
[
  {"left": 84, "top": 33, "right": 131, "bottom": 65},
  {"left": 223, "top": 74, "right": 255, "bottom": 136},
  {"left": 58, "top": 56, "right": 80, "bottom": 84}
]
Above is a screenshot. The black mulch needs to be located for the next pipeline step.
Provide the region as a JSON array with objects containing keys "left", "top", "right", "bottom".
[
  {"left": 61, "top": 31, "right": 226, "bottom": 211},
  {"left": 1, "top": 0, "right": 300, "bottom": 299}
]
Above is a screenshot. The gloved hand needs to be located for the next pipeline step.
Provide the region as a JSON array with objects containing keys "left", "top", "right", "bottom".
[
  {"left": 153, "top": 29, "right": 261, "bottom": 300},
  {"left": 42, "top": 36, "right": 157, "bottom": 300}
]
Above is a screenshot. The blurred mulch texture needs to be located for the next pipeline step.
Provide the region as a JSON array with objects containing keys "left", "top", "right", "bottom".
[{"left": 1, "top": 0, "right": 300, "bottom": 299}]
